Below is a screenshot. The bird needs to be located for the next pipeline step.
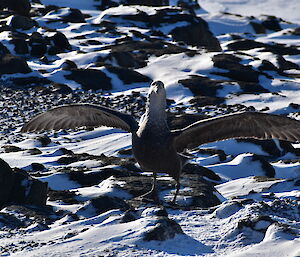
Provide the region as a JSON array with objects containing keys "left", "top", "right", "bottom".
[{"left": 22, "top": 81, "right": 300, "bottom": 203}]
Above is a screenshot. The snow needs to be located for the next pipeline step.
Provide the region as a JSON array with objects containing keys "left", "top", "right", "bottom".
[{"left": 0, "top": 0, "right": 300, "bottom": 256}]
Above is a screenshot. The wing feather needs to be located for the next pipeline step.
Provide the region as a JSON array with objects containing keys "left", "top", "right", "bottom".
[
  {"left": 173, "top": 112, "right": 300, "bottom": 152},
  {"left": 21, "top": 104, "right": 138, "bottom": 133}
]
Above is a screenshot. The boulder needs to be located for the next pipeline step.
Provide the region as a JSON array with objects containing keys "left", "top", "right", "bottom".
[
  {"left": 0, "top": 0, "right": 31, "bottom": 16},
  {"left": 0, "top": 53, "right": 31, "bottom": 76},
  {"left": 65, "top": 68, "right": 112, "bottom": 90},
  {"left": 11, "top": 38, "right": 29, "bottom": 54},
  {"left": 62, "top": 8, "right": 85, "bottom": 23},
  {"left": 7, "top": 15, "right": 37, "bottom": 30},
  {"left": 0, "top": 159, "right": 48, "bottom": 207},
  {"left": 0, "top": 159, "right": 14, "bottom": 207}
]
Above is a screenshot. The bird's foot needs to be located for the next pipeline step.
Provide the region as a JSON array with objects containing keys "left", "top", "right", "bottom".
[{"left": 136, "top": 190, "right": 161, "bottom": 204}]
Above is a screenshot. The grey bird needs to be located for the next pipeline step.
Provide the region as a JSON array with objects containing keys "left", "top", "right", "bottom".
[{"left": 22, "top": 81, "right": 300, "bottom": 203}]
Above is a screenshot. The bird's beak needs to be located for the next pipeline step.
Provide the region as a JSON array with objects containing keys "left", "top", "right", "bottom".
[{"left": 150, "top": 81, "right": 164, "bottom": 94}]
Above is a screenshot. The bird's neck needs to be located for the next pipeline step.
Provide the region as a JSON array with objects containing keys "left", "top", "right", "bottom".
[{"left": 139, "top": 99, "right": 168, "bottom": 131}]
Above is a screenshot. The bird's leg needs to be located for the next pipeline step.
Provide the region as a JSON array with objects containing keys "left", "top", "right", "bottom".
[
  {"left": 138, "top": 172, "right": 160, "bottom": 203},
  {"left": 171, "top": 179, "right": 180, "bottom": 204}
]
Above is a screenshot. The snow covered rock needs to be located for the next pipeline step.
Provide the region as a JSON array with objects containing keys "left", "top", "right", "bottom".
[{"left": 143, "top": 217, "right": 184, "bottom": 241}]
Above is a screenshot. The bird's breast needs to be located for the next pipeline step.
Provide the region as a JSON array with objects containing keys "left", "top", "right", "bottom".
[{"left": 131, "top": 132, "right": 182, "bottom": 178}]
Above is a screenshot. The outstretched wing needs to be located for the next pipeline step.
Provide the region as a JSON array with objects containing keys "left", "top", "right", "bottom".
[
  {"left": 173, "top": 112, "right": 300, "bottom": 152},
  {"left": 21, "top": 104, "right": 138, "bottom": 133}
]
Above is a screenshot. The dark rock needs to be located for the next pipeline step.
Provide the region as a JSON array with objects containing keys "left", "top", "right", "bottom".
[
  {"left": 189, "top": 95, "right": 224, "bottom": 107},
  {"left": 90, "top": 195, "right": 130, "bottom": 214},
  {"left": 170, "top": 19, "right": 221, "bottom": 51},
  {"left": 237, "top": 81, "right": 269, "bottom": 93},
  {"left": 62, "top": 8, "right": 85, "bottom": 23},
  {"left": 0, "top": 42, "right": 10, "bottom": 55},
  {"left": 121, "top": 210, "right": 139, "bottom": 223},
  {"left": 237, "top": 138, "right": 283, "bottom": 157},
  {"left": 30, "top": 163, "right": 46, "bottom": 171},
  {"left": 227, "top": 39, "right": 300, "bottom": 55},
  {"left": 7, "top": 15, "right": 37, "bottom": 30},
  {"left": 250, "top": 22, "right": 266, "bottom": 34},
  {"left": 48, "top": 189, "right": 79, "bottom": 204},
  {"left": 48, "top": 32, "right": 72, "bottom": 55},
  {"left": 65, "top": 68, "right": 112, "bottom": 90},
  {"left": 0, "top": 159, "right": 48, "bottom": 207},
  {"left": 61, "top": 59, "right": 77, "bottom": 70},
  {"left": 68, "top": 168, "right": 128, "bottom": 187},
  {"left": 11, "top": 76, "right": 51, "bottom": 87},
  {"left": 35, "top": 135, "right": 52, "bottom": 146},
  {"left": 167, "top": 113, "right": 207, "bottom": 130},
  {"left": 143, "top": 217, "right": 183, "bottom": 241},
  {"left": 122, "top": 0, "right": 169, "bottom": 6},
  {"left": 0, "top": 0, "right": 31, "bottom": 16},
  {"left": 178, "top": 75, "right": 225, "bottom": 97},
  {"left": 183, "top": 163, "right": 221, "bottom": 181},
  {"left": 258, "top": 60, "right": 278, "bottom": 72},
  {"left": 105, "top": 65, "right": 151, "bottom": 85},
  {"left": 102, "top": 39, "right": 194, "bottom": 69},
  {"left": 105, "top": 51, "right": 144, "bottom": 68},
  {"left": 276, "top": 55, "right": 299, "bottom": 71},
  {"left": 57, "top": 156, "right": 79, "bottom": 165},
  {"left": 0, "top": 159, "right": 14, "bottom": 207},
  {"left": 1, "top": 205, "right": 55, "bottom": 229},
  {"left": 261, "top": 16, "right": 282, "bottom": 32},
  {"left": 212, "top": 54, "right": 260, "bottom": 83},
  {"left": 291, "top": 27, "right": 300, "bottom": 35},
  {"left": 251, "top": 154, "right": 275, "bottom": 177},
  {"left": 27, "top": 148, "right": 42, "bottom": 155},
  {"left": 11, "top": 38, "right": 29, "bottom": 54},
  {"left": 2, "top": 145, "right": 22, "bottom": 153},
  {"left": 29, "top": 32, "right": 48, "bottom": 58},
  {"left": 0, "top": 53, "right": 31, "bottom": 76},
  {"left": 51, "top": 83, "right": 73, "bottom": 94},
  {"left": 10, "top": 169, "right": 48, "bottom": 206}
]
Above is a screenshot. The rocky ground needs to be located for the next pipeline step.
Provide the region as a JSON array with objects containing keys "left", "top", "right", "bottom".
[{"left": 0, "top": 0, "right": 299, "bottom": 256}]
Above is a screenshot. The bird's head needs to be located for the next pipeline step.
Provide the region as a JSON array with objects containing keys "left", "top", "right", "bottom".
[{"left": 147, "top": 81, "right": 166, "bottom": 108}]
